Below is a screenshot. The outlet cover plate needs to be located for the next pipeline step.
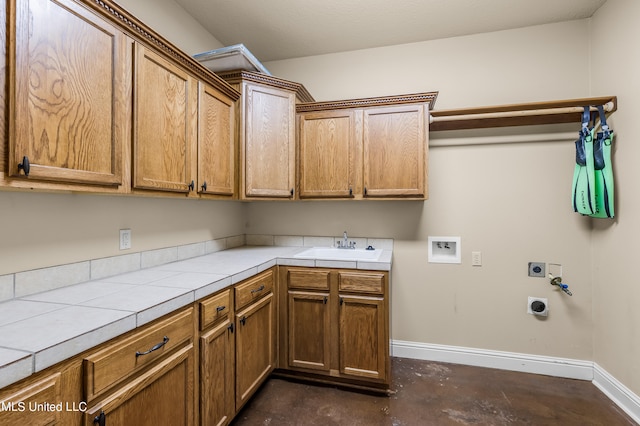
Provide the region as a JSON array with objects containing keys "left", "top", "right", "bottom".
[
  {"left": 119, "top": 229, "right": 131, "bottom": 250},
  {"left": 528, "top": 262, "right": 545, "bottom": 277}
]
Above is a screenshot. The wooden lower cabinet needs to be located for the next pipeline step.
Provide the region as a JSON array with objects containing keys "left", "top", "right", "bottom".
[
  {"left": 84, "top": 345, "right": 194, "bottom": 426},
  {"left": 199, "top": 288, "right": 235, "bottom": 426},
  {"left": 235, "top": 291, "right": 276, "bottom": 410},
  {"left": 280, "top": 266, "right": 390, "bottom": 391}
]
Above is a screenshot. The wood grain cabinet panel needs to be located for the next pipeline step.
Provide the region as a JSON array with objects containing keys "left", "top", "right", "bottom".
[
  {"left": 200, "top": 317, "right": 235, "bottom": 426},
  {"left": 133, "top": 44, "right": 197, "bottom": 194},
  {"left": 8, "top": 0, "right": 127, "bottom": 186},
  {"left": 197, "top": 82, "right": 235, "bottom": 197},
  {"left": 242, "top": 82, "right": 296, "bottom": 199},
  {"left": 298, "top": 110, "right": 360, "bottom": 198},
  {"left": 339, "top": 294, "right": 386, "bottom": 381},
  {"left": 235, "top": 291, "right": 275, "bottom": 411},
  {"left": 0, "top": 373, "right": 61, "bottom": 425},
  {"left": 288, "top": 291, "right": 331, "bottom": 371},
  {"left": 363, "top": 104, "right": 427, "bottom": 197},
  {"left": 84, "top": 345, "right": 194, "bottom": 426}
]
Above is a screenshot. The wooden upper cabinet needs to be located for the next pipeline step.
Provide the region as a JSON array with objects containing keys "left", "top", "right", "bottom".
[
  {"left": 197, "top": 82, "right": 235, "bottom": 197},
  {"left": 133, "top": 44, "right": 197, "bottom": 194},
  {"left": 214, "top": 71, "right": 312, "bottom": 200},
  {"left": 298, "top": 110, "right": 361, "bottom": 199},
  {"left": 363, "top": 104, "right": 428, "bottom": 198},
  {"left": 8, "top": 0, "right": 127, "bottom": 186},
  {"left": 296, "top": 93, "right": 437, "bottom": 200},
  {"left": 243, "top": 82, "right": 295, "bottom": 198}
]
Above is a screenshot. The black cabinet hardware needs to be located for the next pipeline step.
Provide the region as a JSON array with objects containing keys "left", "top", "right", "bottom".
[
  {"left": 228, "top": 323, "right": 234, "bottom": 333},
  {"left": 18, "top": 156, "right": 30, "bottom": 176},
  {"left": 250, "top": 285, "right": 265, "bottom": 294},
  {"left": 188, "top": 180, "right": 195, "bottom": 191},
  {"left": 201, "top": 181, "right": 207, "bottom": 192},
  {"left": 216, "top": 305, "right": 226, "bottom": 312},
  {"left": 94, "top": 410, "right": 106, "bottom": 426},
  {"left": 240, "top": 316, "right": 246, "bottom": 326},
  {"left": 135, "top": 336, "right": 169, "bottom": 357}
]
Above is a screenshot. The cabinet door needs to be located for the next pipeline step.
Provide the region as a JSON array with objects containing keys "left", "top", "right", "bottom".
[
  {"left": 235, "top": 292, "right": 275, "bottom": 410},
  {"left": 363, "top": 104, "right": 427, "bottom": 197},
  {"left": 133, "top": 44, "right": 197, "bottom": 193},
  {"left": 288, "top": 291, "right": 331, "bottom": 371},
  {"left": 339, "top": 295, "right": 387, "bottom": 381},
  {"left": 242, "top": 82, "right": 295, "bottom": 198},
  {"left": 84, "top": 345, "right": 194, "bottom": 426},
  {"left": 298, "top": 110, "right": 360, "bottom": 198},
  {"left": 0, "top": 373, "right": 61, "bottom": 425},
  {"left": 9, "top": 0, "right": 126, "bottom": 186},
  {"left": 200, "top": 318, "right": 235, "bottom": 426},
  {"left": 198, "top": 82, "right": 235, "bottom": 197}
]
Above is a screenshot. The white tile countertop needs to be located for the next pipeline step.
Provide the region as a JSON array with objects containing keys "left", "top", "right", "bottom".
[{"left": 0, "top": 245, "right": 392, "bottom": 389}]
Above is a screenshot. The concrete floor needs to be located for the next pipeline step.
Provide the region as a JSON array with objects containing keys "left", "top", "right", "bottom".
[{"left": 231, "top": 357, "right": 637, "bottom": 425}]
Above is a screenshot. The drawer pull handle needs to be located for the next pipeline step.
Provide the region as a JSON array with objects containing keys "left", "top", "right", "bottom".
[
  {"left": 250, "top": 285, "right": 265, "bottom": 294},
  {"left": 216, "top": 305, "right": 226, "bottom": 312},
  {"left": 136, "top": 336, "right": 169, "bottom": 357}
]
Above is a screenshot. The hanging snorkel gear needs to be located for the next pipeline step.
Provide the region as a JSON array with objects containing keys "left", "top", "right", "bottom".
[
  {"left": 589, "top": 105, "right": 615, "bottom": 218},
  {"left": 572, "top": 106, "right": 596, "bottom": 215}
]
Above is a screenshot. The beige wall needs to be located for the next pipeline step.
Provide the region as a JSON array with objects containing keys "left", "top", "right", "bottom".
[
  {"left": 591, "top": 0, "right": 640, "bottom": 396},
  {"left": 113, "top": 0, "right": 223, "bottom": 55},
  {"left": 260, "top": 20, "right": 597, "bottom": 360}
]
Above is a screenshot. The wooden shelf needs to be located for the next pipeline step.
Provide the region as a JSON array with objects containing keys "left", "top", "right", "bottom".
[{"left": 430, "top": 96, "right": 617, "bottom": 131}]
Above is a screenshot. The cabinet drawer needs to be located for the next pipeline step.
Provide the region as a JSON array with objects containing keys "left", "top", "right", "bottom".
[
  {"left": 200, "top": 289, "right": 232, "bottom": 330},
  {"left": 288, "top": 268, "right": 330, "bottom": 290},
  {"left": 235, "top": 269, "right": 274, "bottom": 310},
  {"left": 338, "top": 271, "right": 385, "bottom": 295},
  {"left": 84, "top": 307, "right": 194, "bottom": 401}
]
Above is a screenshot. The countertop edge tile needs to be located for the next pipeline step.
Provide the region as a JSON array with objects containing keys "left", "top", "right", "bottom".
[
  {"left": 194, "top": 277, "right": 233, "bottom": 300},
  {"left": 34, "top": 313, "right": 137, "bottom": 372},
  {"left": 136, "top": 292, "right": 195, "bottom": 327},
  {"left": 0, "top": 349, "right": 33, "bottom": 389}
]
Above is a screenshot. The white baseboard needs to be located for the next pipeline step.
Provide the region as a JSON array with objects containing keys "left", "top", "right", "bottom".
[
  {"left": 593, "top": 363, "right": 640, "bottom": 424},
  {"left": 391, "top": 339, "right": 593, "bottom": 380},
  {"left": 391, "top": 340, "right": 640, "bottom": 424}
]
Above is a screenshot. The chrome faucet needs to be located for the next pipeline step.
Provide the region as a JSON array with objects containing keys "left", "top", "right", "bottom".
[{"left": 337, "top": 231, "right": 355, "bottom": 249}]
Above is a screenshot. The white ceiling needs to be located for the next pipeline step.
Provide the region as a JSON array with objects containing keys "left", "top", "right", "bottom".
[{"left": 174, "top": 0, "right": 607, "bottom": 62}]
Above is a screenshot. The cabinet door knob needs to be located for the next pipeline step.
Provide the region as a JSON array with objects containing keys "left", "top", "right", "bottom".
[
  {"left": 364, "top": 187, "right": 368, "bottom": 196},
  {"left": 18, "top": 156, "right": 30, "bottom": 176},
  {"left": 240, "top": 316, "right": 247, "bottom": 326},
  {"left": 228, "top": 323, "right": 234, "bottom": 333},
  {"left": 94, "top": 410, "right": 106, "bottom": 426},
  {"left": 323, "top": 296, "right": 328, "bottom": 304},
  {"left": 349, "top": 187, "right": 353, "bottom": 197},
  {"left": 188, "top": 180, "right": 195, "bottom": 191},
  {"left": 201, "top": 181, "right": 207, "bottom": 192},
  {"left": 290, "top": 188, "right": 294, "bottom": 197}
]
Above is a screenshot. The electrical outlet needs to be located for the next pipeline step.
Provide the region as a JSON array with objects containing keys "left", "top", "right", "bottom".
[
  {"left": 528, "top": 262, "right": 545, "bottom": 277},
  {"left": 471, "top": 251, "right": 482, "bottom": 266},
  {"left": 119, "top": 229, "right": 131, "bottom": 250}
]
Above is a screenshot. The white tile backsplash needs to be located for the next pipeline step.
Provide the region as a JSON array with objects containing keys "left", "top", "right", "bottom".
[
  {"left": 91, "top": 253, "right": 141, "bottom": 280},
  {"left": 246, "top": 234, "right": 275, "bottom": 246},
  {"left": 274, "top": 235, "right": 304, "bottom": 247},
  {"left": 141, "top": 247, "right": 178, "bottom": 269},
  {"left": 1, "top": 234, "right": 391, "bottom": 302},
  {"left": 15, "top": 262, "right": 90, "bottom": 298},
  {"left": 0, "top": 275, "right": 13, "bottom": 302},
  {"left": 177, "top": 242, "right": 206, "bottom": 261}
]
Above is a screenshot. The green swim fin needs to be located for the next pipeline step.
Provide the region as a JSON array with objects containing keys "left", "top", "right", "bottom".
[
  {"left": 590, "top": 105, "right": 615, "bottom": 218},
  {"left": 572, "top": 107, "right": 596, "bottom": 215}
]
